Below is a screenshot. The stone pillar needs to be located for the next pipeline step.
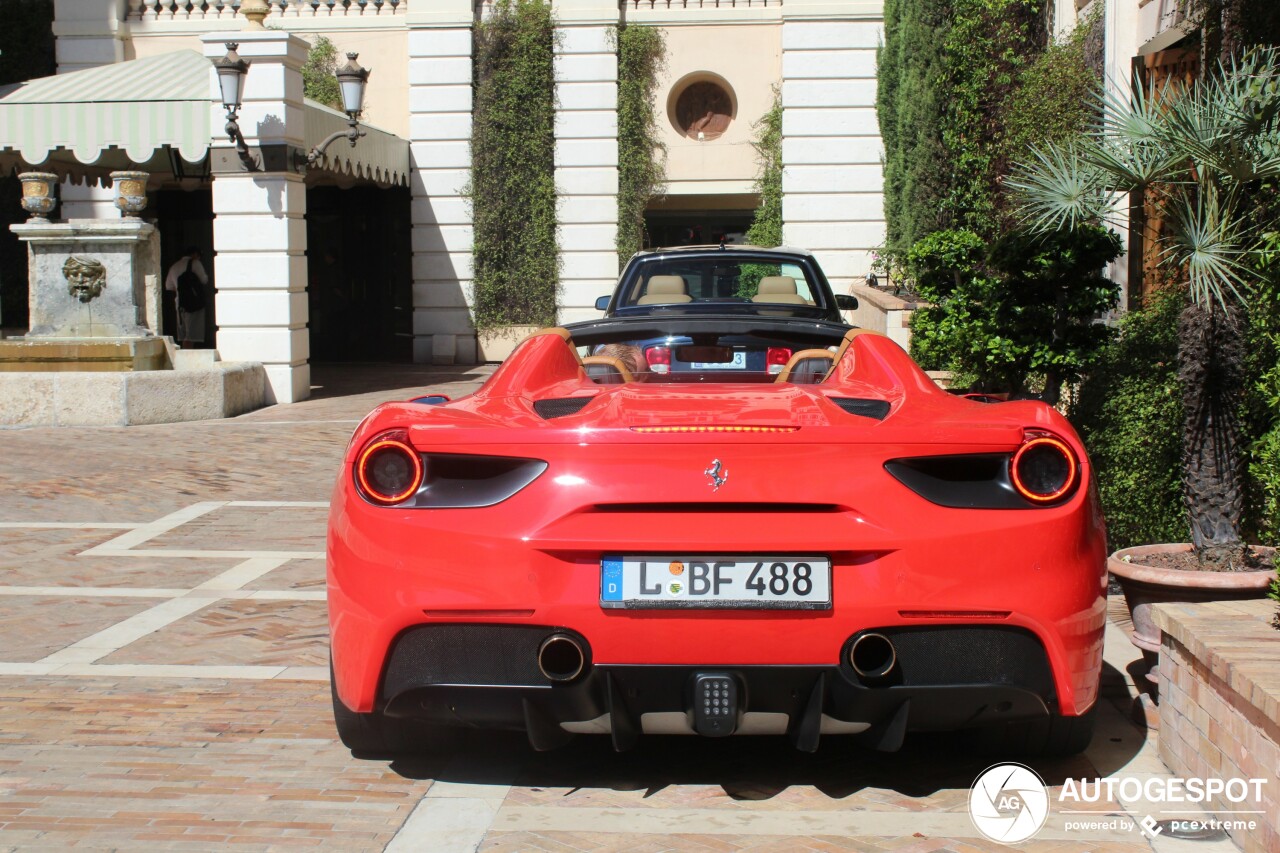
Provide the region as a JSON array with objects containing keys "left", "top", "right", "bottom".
[
  {"left": 407, "top": 0, "right": 476, "bottom": 365},
  {"left": 52, "top": 0, "right": 126, "bottom": 219},
  {"left": 554, "top": 0, "right": 620, "bottom": 326},
  {"left": 201, "top": 31, "right": 310, "bottom": 404},
  {"left": 780, "top": 1, "right": 884, "bottom": 293}
]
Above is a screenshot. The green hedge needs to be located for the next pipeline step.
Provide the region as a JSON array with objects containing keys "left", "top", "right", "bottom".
[
  {"left": 1071, "top": 290, "right": 1188, "bottom": 550},
  {"left": 469, "top": 0, "right": 559, "bottom": 331}
]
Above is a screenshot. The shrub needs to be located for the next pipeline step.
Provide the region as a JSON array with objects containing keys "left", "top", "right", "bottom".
[
  {"left": 1070, "top": 290, "right": 1188, "bottom": 551},
  {"left": 744, "top": 88, "right": 783, "bottom": 250},
  {"left": 906, "top": 226, "right": 1122, "bottom": 400},
  {"left": 469, "top": 0, "right": 560, "bottom": 331},
  {"left": 614, "top": 25, "right": 666, "bottom": 266},
  {"left": 303, "top": 36, "right": 343, "bottom": 111}
]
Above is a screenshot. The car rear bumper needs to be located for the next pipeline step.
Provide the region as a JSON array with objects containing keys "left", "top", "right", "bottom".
[{"left": 373, "top": 623, "right": 1061, "bottom": 751}]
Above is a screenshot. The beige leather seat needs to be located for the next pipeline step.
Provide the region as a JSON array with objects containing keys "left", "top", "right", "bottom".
[
  {"left": 775, "top": 349, "right": 836, "bottom": 383},
  {"left": 582, "top": 355, "right": 635, "bottom": 384},
  {"left": 637, "top": 275, "right": 693, "bottom": 305},
  {"left": 752, "top": 276, "right": 809, "bottom": 305}
]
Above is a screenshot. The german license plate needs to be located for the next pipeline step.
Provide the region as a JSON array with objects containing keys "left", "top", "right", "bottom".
[
  {"left": 690, "top": 351, "right": 747, "bottom": 369},
  {"left": 600, "top": 555, "right": 831, "bottom": 609}
]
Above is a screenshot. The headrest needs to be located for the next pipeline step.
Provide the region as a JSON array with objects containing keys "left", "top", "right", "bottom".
[
  {"left": 646, "top": 275, "right": 688, "bottom": 296},
  {"left": 637, "top": 274, "right": 693, "bottom": 305},
  {"left": 757, "top": 276, "right": 799, "bottom": 295}
]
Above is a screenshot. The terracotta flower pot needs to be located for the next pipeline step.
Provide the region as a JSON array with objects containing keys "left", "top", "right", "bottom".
[{"left": 1108, "top": 543, "right": 1274, "bottom": 692}]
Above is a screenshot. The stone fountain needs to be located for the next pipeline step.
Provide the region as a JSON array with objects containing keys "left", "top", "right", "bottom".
[{"left": 0, "top": 171, "right": 265, "bottom": 426}]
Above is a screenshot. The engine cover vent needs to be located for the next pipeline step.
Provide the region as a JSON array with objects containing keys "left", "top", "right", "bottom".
[
  {"left": 533, "top": 396, "right": 594, "bottom": 419},
  {"left": 830, "top": 398, "right": 891, "bottom": 420}
]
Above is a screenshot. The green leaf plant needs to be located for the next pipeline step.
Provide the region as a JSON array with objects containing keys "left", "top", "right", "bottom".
[{"left": 1010, "top": 47, "right": 1280, "bottom": 568}]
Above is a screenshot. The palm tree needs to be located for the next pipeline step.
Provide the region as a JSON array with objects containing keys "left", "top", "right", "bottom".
[{"left": 1008, "top": 47, "right": 1280, "bottom": 568}]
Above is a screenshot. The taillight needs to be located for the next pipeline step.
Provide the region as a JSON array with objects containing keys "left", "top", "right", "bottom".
[
  {"left": 1010, "top": 435, "right": 1078, "bottom": 504},
  {"left": 766, "top": 347, "right": 793, "bottom": 374},
  {"left": 646, "top": 345, "right": 671, "bottom": 374},
  {"left": 355, "top": 429, "right": 424, "bottom": 505}
]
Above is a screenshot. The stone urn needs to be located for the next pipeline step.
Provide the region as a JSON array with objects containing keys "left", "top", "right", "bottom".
[
  {"left": 1109, "top": 543, "right": 1274, "bottom": 692},
  {"left": 18, "top": 172, "right": 58, "bottom": 222},
  {"left": 110, "top": 171, "right": 149, "bottom": 218}
]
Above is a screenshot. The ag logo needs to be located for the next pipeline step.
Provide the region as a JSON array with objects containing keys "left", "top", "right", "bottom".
[{"left": 969, "top": 763, "right": 1049, "bottom": 844}]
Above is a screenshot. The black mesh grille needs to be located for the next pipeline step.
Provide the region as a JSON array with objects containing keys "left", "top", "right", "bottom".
[
  {"left": 533, "top": 397, "right": 594, "bottom": 419},
  {"left": 830, "top": 398, "right": 891, "bottom": 420},
  {"left": 383, "top": 625, "right": 578, "bottom": 696},
  {"left": 881, "top": 626, "right": 1054, "bottom": 696}
]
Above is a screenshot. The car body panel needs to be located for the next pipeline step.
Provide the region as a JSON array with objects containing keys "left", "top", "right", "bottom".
[{"left": 328, "top": 323, "right": 1107, "bottom": 746}]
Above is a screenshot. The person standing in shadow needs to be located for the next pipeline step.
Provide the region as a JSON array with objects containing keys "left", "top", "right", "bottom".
[{"left": 164, "top": 246, "right": 209, "bottom": 349}]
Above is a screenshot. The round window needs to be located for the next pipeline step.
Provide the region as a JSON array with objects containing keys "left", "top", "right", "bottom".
[{"left": 671, "top": 77, "right": 735, "bottom": 142}]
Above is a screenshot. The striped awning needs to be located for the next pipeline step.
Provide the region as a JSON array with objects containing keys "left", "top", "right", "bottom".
[
  {"left": 0, "top": 50, "right": 212, "bottom": 172},
  {"left": 303, "top": 99, "right": 409, "bottom": 188},
  {"left": 0, "top": 49, "right": 409, "bottom": 188}
]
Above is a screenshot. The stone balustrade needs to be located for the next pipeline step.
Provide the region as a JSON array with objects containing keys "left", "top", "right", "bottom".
[{"left": 126, "top": 0, "right": 407, "bottom": 23}]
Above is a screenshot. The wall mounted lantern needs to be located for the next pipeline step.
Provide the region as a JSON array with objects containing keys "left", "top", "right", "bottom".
[
  {"left": 211, "top": 42, "right": 258, "bottom": 171},
  {"left": 306, "top": 53, "right": 371, "bottom": 165}
]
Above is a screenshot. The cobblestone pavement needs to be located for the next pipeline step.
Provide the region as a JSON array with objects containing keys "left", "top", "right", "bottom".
[{"left": 0, "top": 365, "right": 1240, "bottom": 852}]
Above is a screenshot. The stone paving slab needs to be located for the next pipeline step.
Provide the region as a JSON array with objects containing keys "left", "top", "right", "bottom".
[
  {"left": 0, "top": 678, "right": 432, "bottom": 851},
  {"left": 99, "top": 599, "right": 329, "bottom": 668},
  {"left": 0, "top": 595, "right": 165, "bottom": 662},
  {"left": 241, "top": 557, "right": 325, "bottom": 591},
  {"left": 0, "top": 365, "right": 1245, "bottom": 852}
]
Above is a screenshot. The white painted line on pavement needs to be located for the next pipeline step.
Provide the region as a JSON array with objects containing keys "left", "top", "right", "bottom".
[
  {"left": 79, "top": 501, "right": 226, "bottom": 555},
  {"left": 192, "top": 557, "right": 289, "bottom": 591},
  {"left": 0, "top": 522, "right": 140, "bottom": 529},
  {"left": 85, "top": 548, "right": 325, "bottom": 560},
  {"left": 36, "top": 596, "right": 215, "bottom": 665},
  {"left": 51, "top": 663, "right": 288, "bottom": 680},
  {"left": 0, "top": 587, "right": 185, "bottom": 598},
  {"left": 388, "top": 781, "right": 514, "bottom": 853},
  {"left": 0, "top": 585, "right": 322, "bottom": 602},
  {"left": 211, "top": 419, "right": 362, "bottom": 426},
  {"left": 0, "top": 662, "right": 329, "bottom": 681}
]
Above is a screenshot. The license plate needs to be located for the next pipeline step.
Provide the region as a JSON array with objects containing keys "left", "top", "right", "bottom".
[
  {"left": 600, "top": 555, "right": 831, "bottom": 609},
  {"left": 690, "top": 351, "right": 747, "bottom": 369}
]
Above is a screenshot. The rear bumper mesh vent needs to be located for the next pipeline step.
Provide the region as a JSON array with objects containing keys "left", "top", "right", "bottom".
[
  {"left": 533, "top": 396, "right": 594, "bottom": 419},
  {"left": 830, "top": 398, "right": 891, "bottom": 420}
]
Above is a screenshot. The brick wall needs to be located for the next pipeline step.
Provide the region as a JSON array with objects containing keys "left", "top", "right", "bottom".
[{"left": 1154, "top": 600, "right": 1280, "bottom": 853}]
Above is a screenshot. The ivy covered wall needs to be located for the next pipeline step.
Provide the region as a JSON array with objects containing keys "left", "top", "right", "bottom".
[
  {"left": 877, "top": 0, "right": 1051, "bottom": 255},
  {"left": 615, "top": 24, "right": 666, "bottom": 266},
  {"left": 469, "top": 0, "right": 560, "bottom": 331}
]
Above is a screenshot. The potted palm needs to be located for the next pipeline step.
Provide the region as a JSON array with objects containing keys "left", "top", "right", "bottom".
[{"left": 1009, "top": 49, "right": 1279, "bottom": 680}]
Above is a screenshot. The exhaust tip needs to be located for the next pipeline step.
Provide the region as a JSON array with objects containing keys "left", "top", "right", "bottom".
[
  {"left": 538, "top": 634, "right": 586, "bottom": 683},
  {"left": 849, "top": 632, "right": 897, "bottom": 680}
]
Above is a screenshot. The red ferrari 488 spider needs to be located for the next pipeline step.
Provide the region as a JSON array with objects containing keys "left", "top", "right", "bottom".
[{"left": 328, "top": 301, "right": 1107, "bottom": 757}]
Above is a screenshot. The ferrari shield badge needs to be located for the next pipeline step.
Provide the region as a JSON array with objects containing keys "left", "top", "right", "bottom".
[{"left": 704, "top": 459, "right": 728, "bottom": 491}]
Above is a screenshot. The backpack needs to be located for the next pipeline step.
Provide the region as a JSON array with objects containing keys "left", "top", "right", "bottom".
[{"left": 177, "top": 264, "right": 205, "bottom": 313}]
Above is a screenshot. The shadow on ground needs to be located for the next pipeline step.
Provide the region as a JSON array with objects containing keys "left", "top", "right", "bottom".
[
  {"left": 308, "top": 363, "right": 490, "bottom": 400},
  {"left": 373, "top": 661, "right": 1145, "bottom": 804}
]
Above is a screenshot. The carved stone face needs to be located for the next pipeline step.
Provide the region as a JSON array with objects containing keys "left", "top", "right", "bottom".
[{"left": 63, "top": 256, "right": 107, "bottom": 303}]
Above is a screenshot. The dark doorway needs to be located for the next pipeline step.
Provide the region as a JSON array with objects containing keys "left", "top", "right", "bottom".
[
  {"left": 306, "top": 185, "right": 412, "bottom": 363},
  {"left": 0, "top": 175, "right": 30, "bottom": 333},
  {"left": 153, "top": 188, "right": 214, "bottom": 344},
  {"left": 644, "top": 210, "right": 754, "bottom": 249}
]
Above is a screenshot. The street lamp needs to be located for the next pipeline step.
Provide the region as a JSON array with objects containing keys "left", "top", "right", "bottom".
[
  {"left": 211, "top": 43, "right": 257, "bottom": 170},
  {"left": 306, "top": 53, "right": 371, "bottom": 165}
]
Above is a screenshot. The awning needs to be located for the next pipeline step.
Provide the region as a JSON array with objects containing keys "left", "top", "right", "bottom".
[
  {"left": 0, "top": 50, "right": 409, "bottom": 189},
  {"left": 303, "top": 99, "right": 409, "bottom": 188},
  {"left": 0, "top": 50, "right": 212, "bottom": 182}
]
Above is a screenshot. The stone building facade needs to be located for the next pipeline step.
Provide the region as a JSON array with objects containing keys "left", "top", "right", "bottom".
[{"left": 32, "top": 0, "right": 884, "bottom": 402}]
